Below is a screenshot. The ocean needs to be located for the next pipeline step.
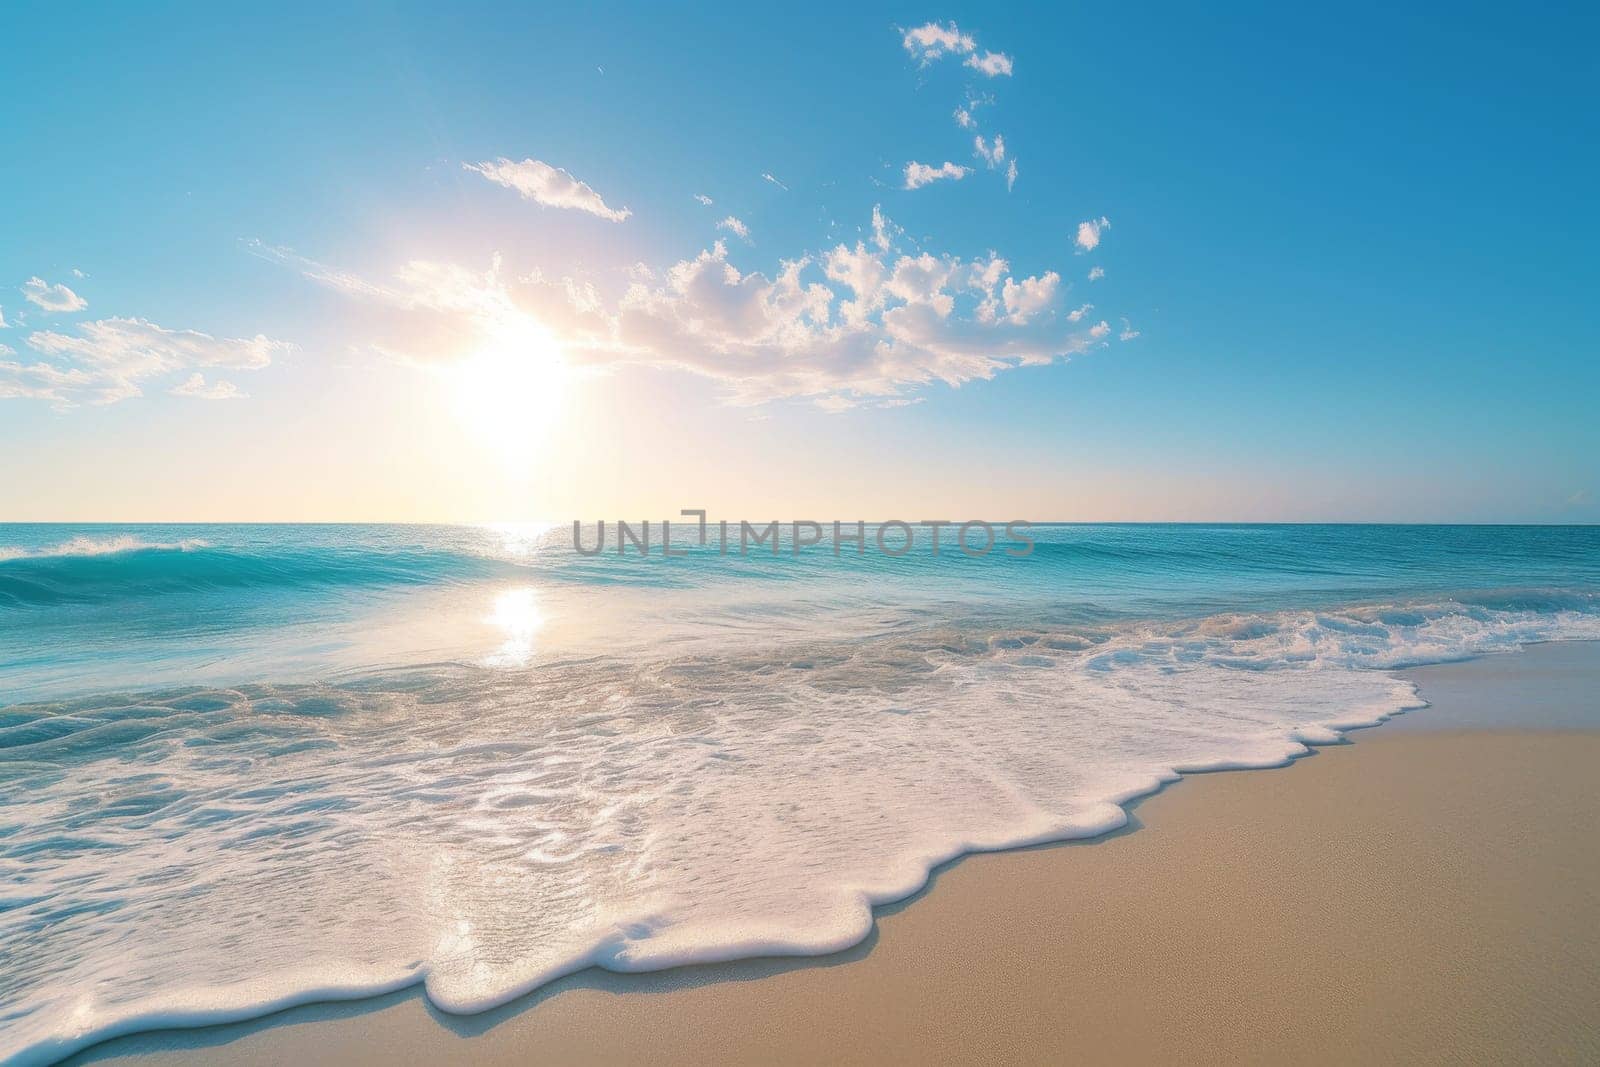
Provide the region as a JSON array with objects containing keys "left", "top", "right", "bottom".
[{"left": 2, "top": 522, "right": 1598, "bottom": 1065}]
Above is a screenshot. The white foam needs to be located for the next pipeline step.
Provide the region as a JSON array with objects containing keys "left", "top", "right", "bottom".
[
  {"left": 0, "top": 535, "right": 208, "bottom": 562},
  {"left": 1, "top": 602, "right": 1596, "bottom": 1065}
]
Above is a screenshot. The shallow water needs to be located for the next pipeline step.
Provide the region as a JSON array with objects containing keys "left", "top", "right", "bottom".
[{"left": 2, "top": 523, "right": 1598, "bottom": 1065}]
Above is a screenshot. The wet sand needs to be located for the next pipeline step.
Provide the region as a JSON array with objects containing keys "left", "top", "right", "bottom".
[{"left": 72, "top": 643, "right": 1600, "bottom": 1066}]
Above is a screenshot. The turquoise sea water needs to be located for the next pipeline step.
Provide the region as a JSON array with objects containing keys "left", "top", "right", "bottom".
[{"left": 2, "top": 523, "right": 1598, "bottom": 1064}]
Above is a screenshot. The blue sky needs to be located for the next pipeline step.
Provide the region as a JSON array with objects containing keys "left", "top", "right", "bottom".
[{"left": 2, "top": 1, "right": 1595, "bottom": 521}]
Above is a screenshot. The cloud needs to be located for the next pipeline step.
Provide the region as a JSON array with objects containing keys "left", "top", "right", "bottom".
[
  {"left": 694, "top": 194, "right": 714, "bottom": 206},
  {"left": 1075, "top": 216, "right": 1111, "bottom": 252},
  {"left": 2, "top": 317, "right": 290, "bottom": 407},
  {"left": 1000, "top": 272, "right": 1059, "bottom": 325},
  {"left": 1089, "top": 320, "right": 1111, "bottom": 339},
  {"left": 0, "top": 306, "right": 7, "bottom": 328},
  {"left": 170, "top": 372, "right": 246, "bottom": 399},
  {"left": 1068, "top": 303, "right": 1093, "bottom": 322},
  {"left": 1088, "top": 265, "right": 1105, "bottom": 281},
  {"left": 902, "top": 21, "right": 976, "bottom": 63},
  {"left": 974, "top": 134, "right": 1006, "bottom": 167},
  {"left": 463, "top": 157, "right": 631, "bottom": 222},
  {"left": 964, "top": 51, "right": 1014, "bottom": 77},
  {"left": 244, "top": 239, "right": 405, "bottom": 302},
  {"left": 1005, "top": 159, "right": 1017, "bottom": 191},
  {"left": 762, "top": 172, "right": 788, "bottom": 191},
  {"left": 870, "top": 204, "right": 898, "bottom": 252},
  {"left": 886, "top": 253, "right": 959, "bottom": 316},
  {"left": 717, "top": 215, "right": 751, "bottom": 240},
  {"left": 21, "top": 276, "right": 88, "bottom": 313},
  {"left": 954, "top": 107, "right": 976, "bottom": 129},
  {"left": 262, "top": 209, "right": 1108, "bottom": 412},
  {"left": 904, "top": 161, "right": 970, "bottom": 189},
  {"left": 1119, "top": 317, "right": 1140, "bottom": 341},
  {"left": 0, "top": 358, "right": 98, "bottom": 404}
]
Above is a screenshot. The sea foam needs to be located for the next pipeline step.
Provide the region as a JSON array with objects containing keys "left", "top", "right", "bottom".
[{"left": 4, "top": 598, "right": 1599, "bottom": 1065}]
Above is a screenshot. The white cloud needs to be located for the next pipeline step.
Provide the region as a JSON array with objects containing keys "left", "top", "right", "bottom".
[
  {"left": 824, "top": 242, "right": 888, "bottom": 324},
  {"left": 902, "top": 21, "right": 976, "bottom": 63},
  {"left": 71, "top": 268, "right": 87, "bottom": 279},
  {"left": 694, "top": 194, "right": 714, "bottom": 206},
  {"left": 762, "top": 172, "right": 788, "bottom": 191},
  {"left": 717, "top": 215, "right": 750, "bottom": 240},
  {"left": 974, "top": 134, "right": 1006, "bottom": 167},
  {"left": 967, "top": 253, "right": 1010, "bottom": 323},
  {"left": 1088, "top": 265, "right": 1105, "bottom": 281},
  {"left": 244, "top": 239, "right": 405, "bottom": 302},
  {"left": 3, "top": 317, "right": 290, "bottom": 407},
  {"left": 1005, "top": 159, "right": 1017, "bottom": 191},
  {"left": 21, "top": 276, "right": 88, "bottom": 313},
  {"left": 0, "top": 358, "right": 98, "bottom": 404},
  {"left": 261, "top": 209, "right": 1107, "bottom": 411},
  {"left": 964, "top": 51, "right": 1014, "bottom": 77},
  {"left": 904, "top": 161, "right": 970, "bottom": 189},
  {"left": 1000, "top": 272, "right": 1060, "bottom": 325},
  {"left": 1068, "top": 303, "right": 1093, "bottom": 322},
  {"left": 870, "top": 203, "right": 898, "bottom": 252},
  {"left": 463, "top": 157, "right": 631, "bottom": 222},
  {"left": 1119, "top": 317, "right": 1141, "bottom": 341},
  {"left": 954, "top": 107, "right": 975, "bottom": 129},
  {"left": 1075, "top": 216, "right": 1111, "bottom": 252},
  {"left": 170, "top": 372, "right": 246, "bottom": 399},
  {"left": 886, "top": 253, "right": 958, "bottom": 316},
  {"left": 0, "top": 306, "right": 7, "bottom": 328},
  {"left": 1090, "top": 320, "right": 1111, "bottom": 339}
]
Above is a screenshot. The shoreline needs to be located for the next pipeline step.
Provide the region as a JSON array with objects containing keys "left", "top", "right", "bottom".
[{"left": 60, "top": 641, "right": 1600, "bottom": 1065}]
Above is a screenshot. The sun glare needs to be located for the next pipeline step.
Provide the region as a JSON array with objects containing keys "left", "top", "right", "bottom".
[{"left": 452, "top": 316, "right": 568, "bottom": 464}]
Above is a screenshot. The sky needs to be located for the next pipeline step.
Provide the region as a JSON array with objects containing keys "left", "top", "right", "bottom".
[{"left": 2, "top": 1, "right": 1596, "bottom": 523}]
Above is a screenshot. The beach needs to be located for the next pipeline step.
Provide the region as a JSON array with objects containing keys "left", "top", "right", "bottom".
[{"left": 67, "top": 641, "right": 1600, "bottom": 1066}]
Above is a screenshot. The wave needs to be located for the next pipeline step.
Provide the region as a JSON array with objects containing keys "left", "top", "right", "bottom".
[
  {"left": 2, "top": 596, "right": 1598, "bottom": 1065},
  {"left": 0, "top": 535, "right": 209, "bottom": 562},
  {"left": 0, "top": 540, "right": 520, "bottom": 608}
]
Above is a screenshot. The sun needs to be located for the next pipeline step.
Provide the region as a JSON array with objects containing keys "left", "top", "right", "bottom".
[{"left": 451, "top": 315, "right": 568, "bottom": 464}]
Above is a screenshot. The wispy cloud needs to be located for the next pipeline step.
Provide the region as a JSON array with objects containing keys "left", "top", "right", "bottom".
[
  {"left": 3, "top": 316, "right": 289, "bottom": 407},
  {"left": 0, "top": 306, "right": 7, "bottom": 328},
  {"left": 953, "top": 107, "right": 976, "bottom": 129},
  {"left": 717, "top": 215, "right": 751, "bottom": 240},
  {"left": 761, "top": 172, "right": 788, "bottom": 191},
  {"left": 1005, "top": 159, "right": 1017, "bottom": 191},
  {"left": 871, "top": 204, "right": 898, "bottom": 252},
  {"left": 901, "top": 21, "right": 976, "bottom": 64},
  {"left": 974, "top": 134, "right": 1006, "bottom": 167},
  {"left": 903, "top": 22, "right": 1010, "bottom": 76},
  {"left": 21, "top": 276, "right": 88, "bottom": 313},
  {"left": 964, "top": 51, "right": 1014, "bottom": 77},
  {"left": 694, "top": 193, "right": 714, "bottom": 206},
  {"left": 463, "top": 157, "right": 632, "bottom": 222},
  {"left": 170, "top": 372, "right": 246, "bottom": 399},
  {"left": 904, "top": 161, "right": 970, "bottom": 189},
  {"left": 1075, "top": 216, "right": 1111, "bottom": 252},
  {"left": 1119, "top": 317, "right": 1140, "bottom": 341},
  {"left": 1088, "top": 265, "right": 1105, "bottom": 281}
]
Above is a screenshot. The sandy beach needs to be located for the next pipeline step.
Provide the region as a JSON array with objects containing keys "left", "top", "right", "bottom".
[{"left": 68, "top": 642, "right": 1600, "bottom": 1066}]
